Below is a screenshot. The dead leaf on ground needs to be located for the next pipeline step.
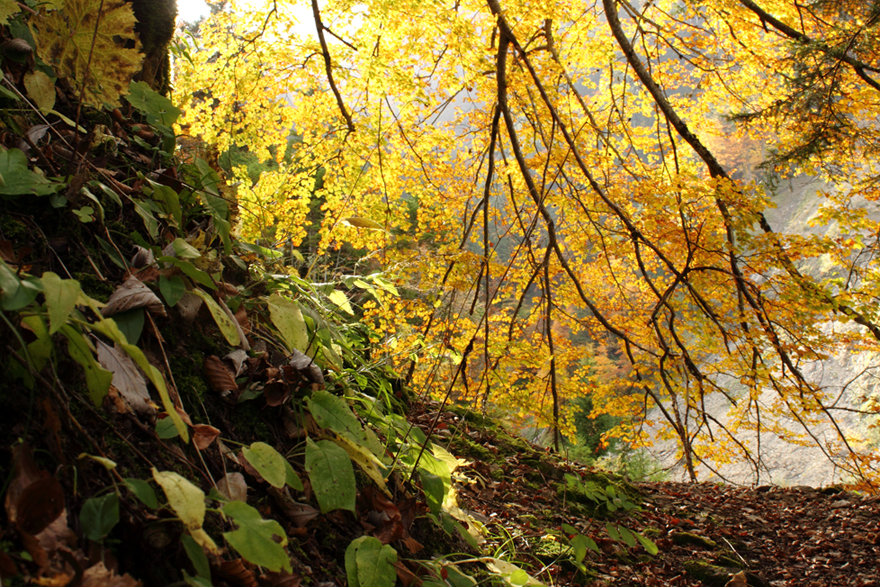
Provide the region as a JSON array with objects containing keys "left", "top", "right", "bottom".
[
  {"left": 217, "top": 472, "right": 248, "bottom": 502},
  {"left": 192, "top": 424, "right": 221, "bottom": 450},
  {"left": 224, "top": 349, "right": 249, "bottom": 377},
  {"left": 215, "top": 559, "right": 258, "bottom": 587},
  {"left": 204, "top": 355, "right": 239, "bottom": 403},
  {"left": 96, "top": 341, "right": 154, "bottom": 415},
  {"left": 259, "top": 569, "right": 302, "bottom": 587},
  {"left": 268, "top": 487, "right": 319, "bottom": 527},
  {"left": 81, "top": 561, "right": 142, "bottom": 587},
  {"left": 175, "top": 292, "right": 202, "bottom": 322},
  {"left": 101, "top": 276, "right": 166, "bottom": 318}
]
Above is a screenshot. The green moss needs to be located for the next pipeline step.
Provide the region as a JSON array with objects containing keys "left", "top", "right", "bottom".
[
  {"left": 672, "top": 532, "right": 718, "bottom": 549},
  {"left": 74, "top": 272, "right": 115, "bottom": 303},
  {"left": 683, "top": 560, "right": 739, "bottom": 587}
]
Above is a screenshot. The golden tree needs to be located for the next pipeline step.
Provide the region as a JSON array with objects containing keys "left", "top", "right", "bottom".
[{"left": 175, "top": 0, "right": 880, "bottom": 484}]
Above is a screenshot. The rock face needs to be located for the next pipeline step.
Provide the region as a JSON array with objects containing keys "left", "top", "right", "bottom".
[{"left": 646, "top": 176, "right": 880, "bottom": 486}]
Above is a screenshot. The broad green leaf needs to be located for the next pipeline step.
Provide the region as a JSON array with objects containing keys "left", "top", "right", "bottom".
[
  {"left": 41, "top": 272, "right": 81, "bottom": 334},
  {"left": 618, "top": 525, "right": 637, "bottom": 548},
  {"left": 345, "top": 536, "right": 397, "bottom": 587},
  {"left": 124, "top": 478, "right": 159, "bottom": 509},
  {"left": 78, "top": 453, "right": 116, "bottom": 470},
  {"left": 62, "top": 325, "right": 112, "bottom": 406},
  {"left": 183, "top": 572, "right": 213, "bottom": 587},
  {"left": 332, "top": 434, "right": 390, "bottom": 496},
  {"left": 237, "top": 240, "right": 283, "bottom": 259},
  {"left": 171, "top": 237, "right": 201, "bottom": 260},
  {"left": 0, "top": 147, "right": 61, "bottom": 196},
  {"left": 605, "top": 522, "right": 620, "bottom": 542},
  {"left": 80, "top": 493, "right": 119, "bottom": 542},
  {"left": 157, "top": 256, "right": 216, "bottom": 290},
  {"left": 267, "top": 294, "right": 310, "bottom": 353},
  {"left": 328, "top": 290, "right": 355, "bottom": 315},
  {"left": 127, "top": 81, "right": 182, "bottom": 126},
  {"left": 181, "top": 534, "right": 211, "bottom": 580},
  {"left": 441, "top": 565, "right": 477, "bottom": 587},
  {"left": 112, "top": 308, "right": 145, "bottom": 345},
  {"left": 23, "top": 70, "right": 55, "bottom": 111},
  {"left": 570, "top": 534, "right": 599, "bottom": 561},
  {"left": 156, "top": 416, "right": 180, "bottom": 439},
  {"left": 132, "top": 198, "right": 159, "bottom": 238},
  {"left": 190, "top": 288, "right": 240, "bottom": 346},
  {"left": 419, "top": 469, "right": 445, "bottom": 516},
  {"left": 635, "top": 531, "right": 659, "bottom": 555},
  {"left": 0, "top": 260, "right": 42, "bottom": 311},
  {"left": 283, "top": 459, "right": 304, "bottom": 491},
  {"left": 159, "top": 275, "right": 186, "bottom": 307},
  {"left": 304, "top": 438, "right": 356, "bottom": 513},
  {"left": 149, "top": 183, "right": 183, "bottom": 226},
  {"left": 241, "top": 442, "right": 286, "bottom": 488},
  {"left": 221, "top": 500, "right": 291, "bottom": 573},
  {"left": 307, "top": 389, "right": 368, "bottom": 444}
]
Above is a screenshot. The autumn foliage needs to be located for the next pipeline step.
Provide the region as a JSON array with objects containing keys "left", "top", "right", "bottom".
[{"left": 174, "top": 0, "right": 880, "bottom": 484}]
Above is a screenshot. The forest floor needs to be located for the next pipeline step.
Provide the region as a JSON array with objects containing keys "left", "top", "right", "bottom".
[{"left": 408, "top": 404, "right": 880, "bottom": 587}]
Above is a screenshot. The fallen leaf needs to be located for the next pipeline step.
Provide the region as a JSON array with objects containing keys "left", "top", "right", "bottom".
[
  {"left": 217, "top": 472, "right": 248, "bottom": 502},
  {"left": 96, "top": 341, "right": 154, "bottom": 415},
  {"left": 102, "top": 276, "right": 166, "bottom": 318},
  {"left": 81, "top": 561, "right": 142, "bottom": 587},
  {"left": 215, "top": 558, "right": 259, "bottom": 587},
  {"left": 203, "top": 355, "right": 239, "bottom": 403},
  {"left": 192, "top": 424, "right": 221, "bottom": 450}
]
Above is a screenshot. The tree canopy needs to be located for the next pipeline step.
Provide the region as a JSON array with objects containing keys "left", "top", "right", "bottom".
[{"left": 174, "top": 0, "right": 880, "bottom": 485}]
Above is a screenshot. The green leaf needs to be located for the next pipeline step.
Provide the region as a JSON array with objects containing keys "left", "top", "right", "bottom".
[
  {"left": 156, "top": 416, "right": 180, "bottom": 439},
  {"left": 0, "top": 147, "right": 62, "bottom": 197},
  {"left": 112, "top": 308, "right": 145, "bottom": 345},
  {"left": 41, "top": 271, "right": 81, "bottom": 334},
  {"left": 127, "top": 80, "right": 182, "bottom": 126},
  {"left": 419, "top": 469, "right": 445, "bottom": 516},
  {"left": 190, "top": 288, "right": 240, "bottom": 346},
  {"left": 605, "top": 522, "right": 620, "bottom": 542},
  {"left": 132, "top": 198, "right": 160, "bottom": 238},
  {"left": 94, "top": 236, "right": 127, "bottom": 269},
  {"left": 307, "top": 390, "right": 368, "bottom": 444},
  {"left": 181, "top": 533, "right": 211, "bottom": 579},
  {"left": 62, "top": 325, "right": 112, "bottom": 406},
  {"left": 237, "top": 240, "right": 283, "bottom": 259},
  {"left": 171, "top": 237, "right": 201, "bottom": 260},
  {"left": 345, "top": 536, "right": 397, "bottom": 587},
  {"left": 221, "top": 500, "right": 291, "bottom": 573},
  {"left": 159, "top": 275, "right": 186, "bottom": 307},
  {"left": 635, "top": 531, "right": 659, "bottom": 555},
  {"left": 149, "top": 183, "right": 183, "bottom": 227},
  {"left": 123, "top": 478, "right": 159, "bottom": 509},
  {"left": 158, "top": 256, "right": 216, "bottom": 290},
  {"left": 241, "top": 442, "right": 286, "bottom": 488},
  {"left": 304, "top": 438, "right": 356, "bottom": 513},
  {"left": 332, "top": 434, "right": 390, "bottom": 496},
  {"left": 0, "top": 260, "right": 42, "bottom": 311},
  {"left": 442, "top": 565, "right": 477, "bottom": 587},
  {"left": 570, "top": 533, "right": 599, "bottom": 560},
  {"left": 80, "top": 493, "right": 119, "bottom": 541},
  {"left": 618, "top": 525, "right": 637, "bottom": 548},
  {"left": 268, "top": 294, "right": 310, "bottom": 353},
  {"left": 483, "top": 559, "right": 545, "bottom": 586},
  {"left": 283, "top": 459, "right": 304, "bottom": 491}
]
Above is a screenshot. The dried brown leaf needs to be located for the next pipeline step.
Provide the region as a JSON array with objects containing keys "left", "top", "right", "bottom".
[
  {"left": 96, "top": 341, "right": 154, "bottom": 415},
  {"left": 217, "top": 472, "right": 248, "bottom": 502},
  {"left": 81, "top": 561, "right": 142, "bottom": 587},
  {"left": 216, "top": 559, "right": 258, "bottom": 587},
  {"left": 204, "top": 355, "right": 239, "bottom": 403},
  {"left": 102, "top": 276, "right": 166, "bottom": 318},
  {"left": 192, "top": 424, "right": 221, "bottom": 451}
]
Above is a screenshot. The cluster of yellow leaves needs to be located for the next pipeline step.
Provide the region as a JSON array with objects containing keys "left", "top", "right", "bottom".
[{"left": 175, "top": 0, "right": 880, "bottom": 483}]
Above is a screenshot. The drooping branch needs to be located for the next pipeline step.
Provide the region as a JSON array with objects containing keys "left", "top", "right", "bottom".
[
  {"left": 310, "top": 0, "right": 355, "bottom": 137},
  {"left": 737, "top": 0, "right": 880, "bottom": 92}
]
